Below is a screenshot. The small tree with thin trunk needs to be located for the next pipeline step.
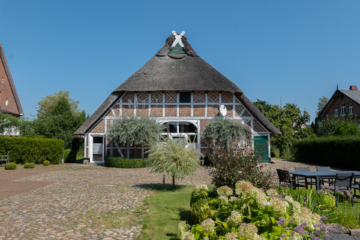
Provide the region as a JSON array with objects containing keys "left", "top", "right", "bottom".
[{"left": 147, "top": 137, "right": 202, "bottom": 186}]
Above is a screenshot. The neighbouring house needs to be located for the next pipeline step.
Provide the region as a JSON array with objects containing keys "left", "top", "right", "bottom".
[
  {"left": 317, "top": 85, "right": 360, "bottom": 121},
  {"left": 74, "top": 31, "right": 281, "bottom": 163},
  {"left": 0, "top": 44, "right": 24, "bottom": 136}
]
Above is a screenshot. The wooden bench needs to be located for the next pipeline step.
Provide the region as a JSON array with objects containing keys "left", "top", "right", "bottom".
[{"left": 0, "top": 152, "right": 10, "bottom": 166}]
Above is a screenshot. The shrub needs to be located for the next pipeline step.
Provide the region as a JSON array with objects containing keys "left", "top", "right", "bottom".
[
  {"left": 5, "top": 162, "right": 17, "bottom": 170},
  {"left": 43, "top": 160, "right": 50, "bottom": 166},
  {"left": 24, "top": 162, "right": 35, "bottom": 168},
  {"left": 64, "top": 149, "right": 76, "bottom": 163},
  {"left": 105, "top": 156, "right": 148, "bottom": 168},
  {"left": 334, "top": 122, "right": 360, "bottom": 136},
  {"left": 293, "top": 136, "right": 360, "bottom": 170},
  {"left": 0, "top": 136, "right": 64, "bottom": 164},
  {"left": 183, "top": 181, "right": 331, "bottom": 239}
]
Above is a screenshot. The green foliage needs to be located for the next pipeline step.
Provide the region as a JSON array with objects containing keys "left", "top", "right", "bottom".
[
  {"left": 253, "top": 100, "right": 311, "bottom": 157},
  {"left": 0, "top": 136, "right": 64, "bottom": 164},
  {"left": 5, "top": 162, "right": 17, "bottom": 170},
  {"left": 24, "top": 162, "right": 36, "bottom": 168},
  {"left": 293, "top": 136, "right": 360, "bottom": 169},
  {"left": 185, "top": 181, "right": 323, "bottom": 239},
  {"left": 315, "top": 115, "right": 360, "bottom": 137},
  {"left": 105, "top": 156, "right": 148, "bottom": 168},
  {"left": 208, "top": 145, "right": 273, "bottom": 190},
  {"left": 147, "top": 136, "right": 202, "bottom": 186},
  {"left": 109, "top": 116, "right": 165, "bottom": 149},
  {"left": 334, "top": 122, "right": 360, "bottom": 136},
  {"left": 43, "top": 160, "right": 50, "bottom": 166},
  {"left": 293, "top": 127, "right": 316, "bottom": 140},
  {"left": 202, "top": 117, "right": 251, "bottom": 152},
  {"left": 36, "top": 90, "right": 83, "bottom": 119},
  {"left": 64, "top": 149, "right": 76, "bottom": 163},
  {"left": 316, "top": 95, "right": 329, "bottom": 116}
]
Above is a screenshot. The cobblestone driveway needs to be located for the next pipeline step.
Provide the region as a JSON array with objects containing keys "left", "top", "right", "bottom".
[{"left": 0, "top": 165, "right": 211, "bottom": 240}]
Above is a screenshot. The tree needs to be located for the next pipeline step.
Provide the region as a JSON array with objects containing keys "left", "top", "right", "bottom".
[
  {"left": 253, "top": 99, "right": 272, "bottom": 114},
  {"left": 0, "top": 113, "right": 18, "bottom": 134},
  {"left": 316, "top": 96, "right": 329, "bottom": 116},
  {"left": 36, "top": 90, "right": 82, "bottom": 119},
  {"left": 334, "top": 122, "right": 360, "bottom": 136},
  {"left": 147, "top": 136, "right": 201, "bottom": 186},
  {"left": 109, "top": 116, "right": 165, "bottom": 157},
  {"left": 202, "top": 117, "right": 252, "bottom": 152}
]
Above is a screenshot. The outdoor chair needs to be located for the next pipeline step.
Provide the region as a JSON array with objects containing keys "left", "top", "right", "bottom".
[
  {"left": 0, "top": 152, "right": 10, "bottom": 166},
  {"left": 276, "top": 169, "right": 304, "bottom": 190},
  {"left": 316, "top": 166, "right": 334, "bottom": 186},
  {"left": 295, "top": 167, "right": 316, "bottom": 188},
  {"left": 334, "top": 173, "right": 354, "bottom": 207}
]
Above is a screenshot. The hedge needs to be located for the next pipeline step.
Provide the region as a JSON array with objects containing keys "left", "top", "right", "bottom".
[
  {"left": 24, "top": 162, "right": 36, "bottom": 168},
  {"left": 293, "top": 136, "right": 360, "bottom": 170},
  {"left": 105, "top": 156, "right": 149, "bottom": 168},
  {"left": 0, "top": 136, "right": 64, "bottom": 164},
  {"left": 64, "top": 149, "right": 76, "bottom": 163}
]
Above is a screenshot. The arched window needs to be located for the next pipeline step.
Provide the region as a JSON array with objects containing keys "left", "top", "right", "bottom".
[
  {"left": 335, "top": 108, "right": 338, "bottom": 117},
  {"left": 341, "top": 103, "right": 346, "bottom": 115},
  {"left": 349, "top": 104, "right": 353, "bottom": 114}
]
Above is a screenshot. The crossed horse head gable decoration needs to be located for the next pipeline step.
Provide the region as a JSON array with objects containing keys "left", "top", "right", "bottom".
[{"left": 171, "top": 30, "right": 185, "bottom": 48}]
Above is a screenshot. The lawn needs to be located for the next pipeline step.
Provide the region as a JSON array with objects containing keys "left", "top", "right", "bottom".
[{"left": 139, "top": 185, "right": 195, "bottom": 240}]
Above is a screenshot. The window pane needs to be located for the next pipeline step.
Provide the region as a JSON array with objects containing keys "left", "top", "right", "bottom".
[
  {"left": 179, "top": 92, "right": 191, "bottom": 103},
  {"left": 172, "top": 136, "right": 186, "bottom": 143},
  {"left": 164, "top": 122, "right": 177, "bottom": 133},
  {"left": 179, "top": 122, "right": 197, "bottom": 133},
  {"left": 188, "top": 135, "right": 197, "bottom": 142}
]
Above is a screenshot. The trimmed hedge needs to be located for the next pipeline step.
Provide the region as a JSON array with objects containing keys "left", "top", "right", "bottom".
[
  {"left": 5, "top": 162, "right": 17, "bottom": 170},
  {"left": 24, "top": 162, "right": 35, "bottom": 168},
  {"left": 293, "top": 136, "right": 360, "bottom": 170},
  {"left": 64, "top": 149, "right": 76, "bottom": 163},
  {"left": 105, "top": 156, "right": 149, "bottom": 168},
  {"left": 43, "top": 160, "right": 50, "bottom": 166},
  {"left": 0, "top": 136, "right": 64, "bottom": 164}
]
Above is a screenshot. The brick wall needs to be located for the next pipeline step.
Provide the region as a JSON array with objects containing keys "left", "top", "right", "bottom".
[
  {"left": 90, "top": 119, "right": 105, "bottom": 133},
  {"left": 321, "top": 93, "right": 360, "bottom": 120},
  {"left": 0, "top": 52, "right": 20, "bottom": 115}
]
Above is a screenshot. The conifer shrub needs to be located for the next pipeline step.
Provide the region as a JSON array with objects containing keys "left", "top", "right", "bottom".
[
  {"left": 0, "top": 136, "right": 64, "bottom": 164},
  {"left": 24, "top": 162, "right": 35, "bottom": 168},
  {"left": 5, "top": 162, "right": 17, "bottom": 170},
  {"left": 43, "top": 160, "right": 50, "bottom": 166}
]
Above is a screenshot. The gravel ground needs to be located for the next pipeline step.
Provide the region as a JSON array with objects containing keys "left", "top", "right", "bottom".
[{"left": 0, "top": 164, "right": 212, "bottom": 240}]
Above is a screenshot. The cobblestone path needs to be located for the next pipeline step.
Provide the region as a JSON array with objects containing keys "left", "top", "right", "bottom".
[{"left": 0, "top": 165, "right": 212, "bottom": 240}]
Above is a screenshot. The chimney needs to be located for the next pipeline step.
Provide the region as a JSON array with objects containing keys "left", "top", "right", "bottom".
[{"left": 350, "top": 85, "right": 358, "bottom": 90}]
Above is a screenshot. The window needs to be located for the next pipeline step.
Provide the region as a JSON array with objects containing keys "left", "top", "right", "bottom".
[
  {"left": 5, "top": 98, "right": 8, "bottom": 106},
  {"left": 179, "top": 92, "right": 191, "bottom": 103},
  {"left": 335, "top": 108, "right": 338, "bottom": 117},
  {"left": 341, "top": 103, "right": 346, "bottom": 115},
  {"left": 349, "top": 104, "right": 353, "bottom": 114}
]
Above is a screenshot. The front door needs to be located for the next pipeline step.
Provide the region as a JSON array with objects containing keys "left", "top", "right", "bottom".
[
  {"left": 90, "top": 135, "right": 105, "bottom": 163},
  {"left": 254, "top": 135, "right": 269, "bottom": 163}
]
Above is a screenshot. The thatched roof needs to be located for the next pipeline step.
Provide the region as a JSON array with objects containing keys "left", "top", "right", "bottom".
[
  {"left": 74, "top": 34, "right": 281, "bottom": 135},
  {"left": 0, "top": 44, "right": 24, "bottom": 116}
]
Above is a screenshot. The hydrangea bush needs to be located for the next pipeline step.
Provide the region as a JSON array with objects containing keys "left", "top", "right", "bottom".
[{"left": 182, "top": 181, "right": 336, "bottom": 240}]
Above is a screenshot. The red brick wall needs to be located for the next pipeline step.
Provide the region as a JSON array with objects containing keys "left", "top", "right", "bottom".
[
  {"left": 90, "top": 119, "right": 105, "bottom": 133},
  {"left": 165, "top": 91, "right": 177, "bottom": 103},
  {"left": 207, "top": 105, "right": 219, "bottom": 116},
  {"left": 207, "top": 91, "right": 219, "bottom": 103},
  {"left": 253, "top": 119, "right": 267, "bottom": 132},
  {"left": 122, "top": 105, "right": 134, "bottom": 116},
  {"left": 151, "top": 105, "right": 162, "bottom": 117},
  {"left": 321, "top": 94, "right": 360, "bottom": 120},
  {"left": 179, "top": 105, "right": 191, "bottom": 116},
  {"left": 193, "top": 91, "right": 205, "bottom": 103},
  {"left": 165, "top": 105, "right": 177, "bottom": 116},
  {"left": 221, "top": 92, "right": 233, "bottom": 103},
  {"left": 122, "top": 92, "right": 135, "bottom": 104},
  {"left": 136, "top": 105, "right": 149, "bottom": 117},
  {"left": 235, "top": 105, "right": 244, "bottom": 116},
  {"left": 0, "top": 53, "right": 19, "bottom": 115},
  {"left": 193, "top": 105, "right": 205, "bottom": 117}
]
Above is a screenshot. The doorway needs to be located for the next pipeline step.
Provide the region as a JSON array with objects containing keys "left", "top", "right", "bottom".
[
  {"left": 90, "top": 134, "right": 105, "bottom": 163},
  {"left": 254, "top": 135, "right": 269, "bottom": 163}
]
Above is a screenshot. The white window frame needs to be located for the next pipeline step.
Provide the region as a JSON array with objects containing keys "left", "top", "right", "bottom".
[
  {"left": 349, "top": 104, "right": 353, "bottom": 115},
  {"left": 341, "top": 103, "right": 346, "bottom": 116},
  {"left": 335, "top": 108, "right": 338, "bottom": 117}
]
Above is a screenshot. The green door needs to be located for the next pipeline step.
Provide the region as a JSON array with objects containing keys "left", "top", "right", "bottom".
[{"left": 254, "top": 135, "right": 269, "bottom": 163}]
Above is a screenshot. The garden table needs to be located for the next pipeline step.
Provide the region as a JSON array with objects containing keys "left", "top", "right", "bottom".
[{"left": 288, "top": 171, "right": 360, "bottom": 190}]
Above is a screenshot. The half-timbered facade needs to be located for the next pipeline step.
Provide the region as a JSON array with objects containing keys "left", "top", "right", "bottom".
[{"left": 75, "top": 32, "right": 281, "bottom": 163}]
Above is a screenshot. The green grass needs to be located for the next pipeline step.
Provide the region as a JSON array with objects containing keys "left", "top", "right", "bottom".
[{"left": 139, "top": 185, "right": 195, "bottom": 240}]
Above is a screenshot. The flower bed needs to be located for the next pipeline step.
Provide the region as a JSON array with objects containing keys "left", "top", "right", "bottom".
[{"left": 180, "top": 181, "right": 338, "bottom": 240}]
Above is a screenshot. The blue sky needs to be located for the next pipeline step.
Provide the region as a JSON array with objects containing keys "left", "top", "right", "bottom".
[{"left": 2, "top": 1, "right": 360, "bottom": 122}]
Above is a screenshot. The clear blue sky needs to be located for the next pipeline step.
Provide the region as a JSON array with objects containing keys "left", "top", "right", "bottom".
[{"left": 2, "top": 1, "right": 360, "bottom": 122}]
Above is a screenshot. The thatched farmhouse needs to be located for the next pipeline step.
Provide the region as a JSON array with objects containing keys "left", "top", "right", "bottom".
[{"left": 75, "top": 32, "right": 281, "bottom": 163}]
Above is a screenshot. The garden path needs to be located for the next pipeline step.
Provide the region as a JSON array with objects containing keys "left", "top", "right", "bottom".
[{"left": 0, "top": 164, "right": 211, "bottom": 240}]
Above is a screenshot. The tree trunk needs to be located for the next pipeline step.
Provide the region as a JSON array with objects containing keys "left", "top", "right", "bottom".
[{"left": 172, "top": 175, "right": 175, "bottom": 187}]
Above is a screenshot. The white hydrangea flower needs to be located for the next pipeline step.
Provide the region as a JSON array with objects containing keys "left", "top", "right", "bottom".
[
  {"left": 181, "top": 231, "right": 195, "bottom": 240},
  {"left": 285, "top": 195, "right": 294, "bottom": 204},
  {"left": 196, "top": 184, "right": 208, "bottom": 191},
  {"left": 219, "top": 196, "right": 229, "bottom": 203},
  {"left": 225, "top": 232, "right": 238, "bottom": 240},
  {"left": 217, "top": 186, "right": 233, "bottom": 197},
  {"left": 238, "top": 223, "right": 260, "bottom": 240},
  {"left": 269, "top": 197, "right": 287, "bottom": 217},
  {"left": 227, "top": 210, "right": 242, "bottom": 227},
  {"left": 201, "top": 218, "right": 215, "bottom": 234},
  {"left": 266, "top": 188, "right": 278, "bottom": 196},
  {"left": 235, "top": 180, "right": 254, "bottom": 196},
  {"left": 203, "top": 237, "right": 209, "bottom": 240},
  {"left": 178, "top": 221, "right": 189, "bottom": 233}
]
